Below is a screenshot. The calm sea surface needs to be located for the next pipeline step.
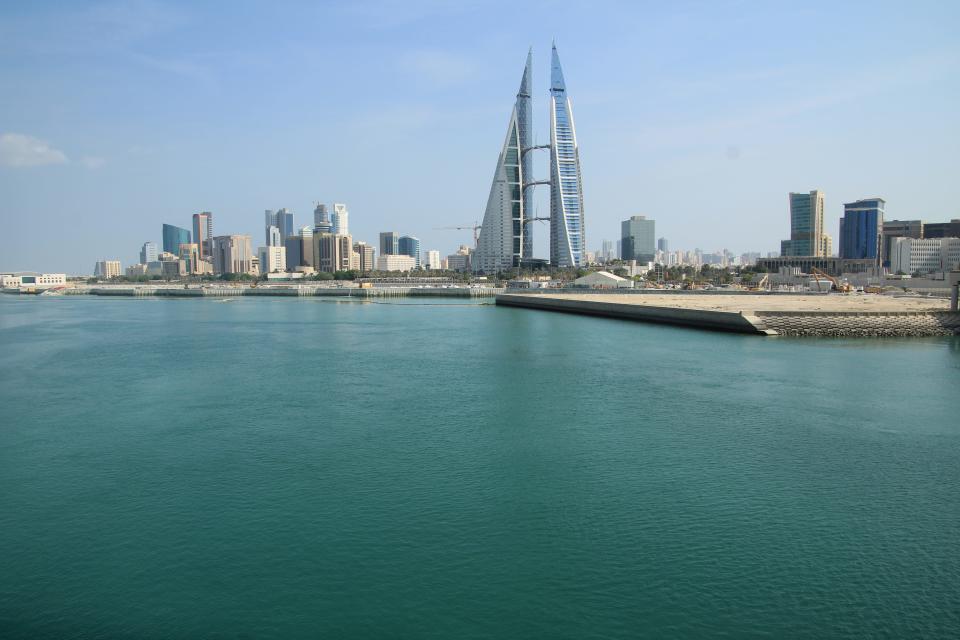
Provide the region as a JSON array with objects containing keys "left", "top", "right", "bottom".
[{"left": 1, "top": 295, "right": 959, "bottom": 638}]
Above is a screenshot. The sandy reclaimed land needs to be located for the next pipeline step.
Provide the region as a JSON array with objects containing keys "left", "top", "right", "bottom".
[{"left": 525, "top": 293, "right": 951, "bottom": 313}]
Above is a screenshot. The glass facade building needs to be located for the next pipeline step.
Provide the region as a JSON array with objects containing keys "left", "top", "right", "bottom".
[
  {"left": 839, "top": 198, "right": 884, "bottom": 261},
  {"left": 781, "top": 190, "right": 830, "bottom": 257},
  {"left": 380, "top": 232, "right": 398, "bottom": 256},
  {"left": 162, "top": 224, "right": 191, "bottom": 255},
  {"left": 475, "top": 50, "right": 533, "bottom": 274},
  {"left": 140, "top": 241, "right": 158, "bottom": 264},
  {"left": 549, "top": 44, "right": 585, "bottom": 268},
  {"left": 621, "top": 216, "right": 656, "bottom": 262},
  {"left": 398, "top": 236, "right": 421, "bottom": 269}
]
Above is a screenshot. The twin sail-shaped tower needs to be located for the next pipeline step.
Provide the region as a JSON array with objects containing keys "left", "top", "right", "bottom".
[{"left": 474, "top": 45, "right": 585, "bottom": 273}]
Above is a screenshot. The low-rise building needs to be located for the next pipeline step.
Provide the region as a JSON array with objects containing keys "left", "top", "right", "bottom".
[
  {"left": 890, "top": 237, "right": 960, "bottom": 275},
  {"left": 376, "top": 254, "right": 417, "bottom": 272},
  {"left": 1, "top": 273, "right": 67, "bottom": 288},
  {"left": 574, "top": 270, "right": 634, "bottom": 289}
]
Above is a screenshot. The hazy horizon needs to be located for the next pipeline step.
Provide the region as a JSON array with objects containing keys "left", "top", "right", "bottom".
[{"left": 2, "top": 0, "right": 958, "bottom": 274}]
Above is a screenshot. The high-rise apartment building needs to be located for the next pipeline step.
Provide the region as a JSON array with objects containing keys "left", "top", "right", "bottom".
[
  {"left": 162, "top": 224, "right": 191, "bottom": 255},
  {"left": 781, "top": 190, "right": 830, "bottom": 257},
  {"left": 621, "top": 216, "right": 656, "bottom": 263},
  {"left": 398, "top": 235, "right": 421, "bottom": 269},
  {"left": 192, "top": 212, "right": 213, "bottom": 258},
  {"left": 549, "top": 44, "right": 586, "bottom": 268},
  {"left": 354, "top": 242, "right": 375, "bottom": 273},
  {"left": 380, "top": 232, "right": 398, "bottom": 256},
  {"left": 211, "top": 235, "right": 253, "bottom": 275},
  {"left": 140, "top": 241, "right": 158, "bottom": 264},
  {"left": 839, "top": 198, "right": 884, "bottom": 261},
  {"left": 332, "top": 204, "right": 349, "bottom": 236},
  {"left": 475, "top": 50, "right": 533, "bottom": 274}
]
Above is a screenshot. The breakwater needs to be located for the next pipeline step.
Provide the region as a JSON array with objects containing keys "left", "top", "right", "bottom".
[{"left": 496, "top": 292, "right": 960, "bottom": 337}]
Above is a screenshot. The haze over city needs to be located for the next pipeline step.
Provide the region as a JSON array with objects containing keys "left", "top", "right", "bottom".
[{"left": 1, "top": 0, "right": 958, "bottom": 273}]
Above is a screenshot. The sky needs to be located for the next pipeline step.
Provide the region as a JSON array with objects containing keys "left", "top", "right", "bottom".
[{"left": 1, "top": 0, "right": 958, "bottom": 274}]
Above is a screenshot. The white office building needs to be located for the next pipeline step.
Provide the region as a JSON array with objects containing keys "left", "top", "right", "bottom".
[
  {"left": 376, "top": 254, "right": 417, "bottom": 272},
  {"left": 890, "top": 237, "right": 960, "bottom": 275}
]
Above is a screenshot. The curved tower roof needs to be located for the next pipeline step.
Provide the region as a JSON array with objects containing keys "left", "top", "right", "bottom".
[{"left": 549, "top": 44, "right": 585, "bottom": 268}]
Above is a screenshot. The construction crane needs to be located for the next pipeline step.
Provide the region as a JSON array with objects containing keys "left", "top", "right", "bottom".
[{"left": 435, "top": 223, "right": 481, "bottom": 247}]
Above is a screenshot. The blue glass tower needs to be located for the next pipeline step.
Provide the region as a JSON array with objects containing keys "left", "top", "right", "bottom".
[
  {"left": 549, "top": 44, "right": 585, "bottom": 268},
  {"left": 398, "top": 235, "right": 421, "bottom": 269},
  {"left": 162, "top": 223, "right": 191, "bottom": 255},
  {"left": 839, "top": 198, "right": 884, "bottom": 260}
]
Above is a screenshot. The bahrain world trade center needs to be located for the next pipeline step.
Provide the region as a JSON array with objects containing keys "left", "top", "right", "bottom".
[{"left": 474, "top": 44, "right": 585, "bottom": 273}]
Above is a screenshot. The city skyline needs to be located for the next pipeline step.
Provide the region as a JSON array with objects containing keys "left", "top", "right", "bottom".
[{"left": 1, "top": 1, "right": 958, "bottom": 273}]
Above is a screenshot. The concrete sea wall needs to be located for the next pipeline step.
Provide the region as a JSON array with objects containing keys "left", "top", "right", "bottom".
[
  {"left": 495, "top": 293, "right": 960, "bottom": 337},
  {"left": 496, "top": 294, "right": 766, "bottom": 334}
]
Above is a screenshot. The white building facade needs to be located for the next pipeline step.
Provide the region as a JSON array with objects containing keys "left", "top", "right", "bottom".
[
  {"left": 376, "top": 254, "right": 417, "bottom": 272},
  {"left": 890, "top": 237, "right": 960, "bottom": 274}
]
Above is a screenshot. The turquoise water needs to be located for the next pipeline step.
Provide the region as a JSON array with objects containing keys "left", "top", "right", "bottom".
[{"left": 1, "top": 295, "right": 959, "bottom": 638}]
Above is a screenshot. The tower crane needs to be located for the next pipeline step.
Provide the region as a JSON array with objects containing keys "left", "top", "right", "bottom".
[{"left": 435, "top": 223, "right": 482, "bottom": 247}]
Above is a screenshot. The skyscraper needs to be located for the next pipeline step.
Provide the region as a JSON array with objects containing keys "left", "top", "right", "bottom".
[
  {"left": 549, "top": 44, "right": 586, "bottom": 268},
  {"left": 140, "top": 241, "right": 158, "bottom": 264},
  {"left": 781, "top": 191, "right": 830, "bottom": 256},
  {"left": 284, "top": 235, "right": 302, "bottom": 271},
  {"left": 192, "top": 211, "right": 213, "bottom": 258},
  {"left": 475, "top": 50, "right": 533, "bottom": 274},
  {"left": 162, "top": 224, "right": 191, "bottom": 255},
  {"left": 332, "top": 203, "right": 349, "bottom": 236},
  {"left": 657, "top": 237, "right": 669, "bottom": 253},
  {"left": 267, "top": 226, "right": 281, "bottom": 247},
  {"left": 621, "top": 216, "right": 656, "bottom": 263},
  {"left": 313, "top": 204, "right": 331, "bottom": 231},
  {"left": 380, "top": 232, "right": 398, "bottom": 256},
  {"left": 276, "top": 208, "right": 295, "bottom": 241},
  {"left": 839, "top": 198, "right": 884, "bottom": 261},
  {"left": 264, "top": 210, "right": 277, "bottom": 245},
  {"left": 398, "top": 235, "right": 421, "bottom": 269}
]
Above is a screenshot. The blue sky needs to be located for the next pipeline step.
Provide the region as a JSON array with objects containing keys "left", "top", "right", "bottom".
[{"left": 1, "top": 0, "right": 958, "bottom": 273}]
